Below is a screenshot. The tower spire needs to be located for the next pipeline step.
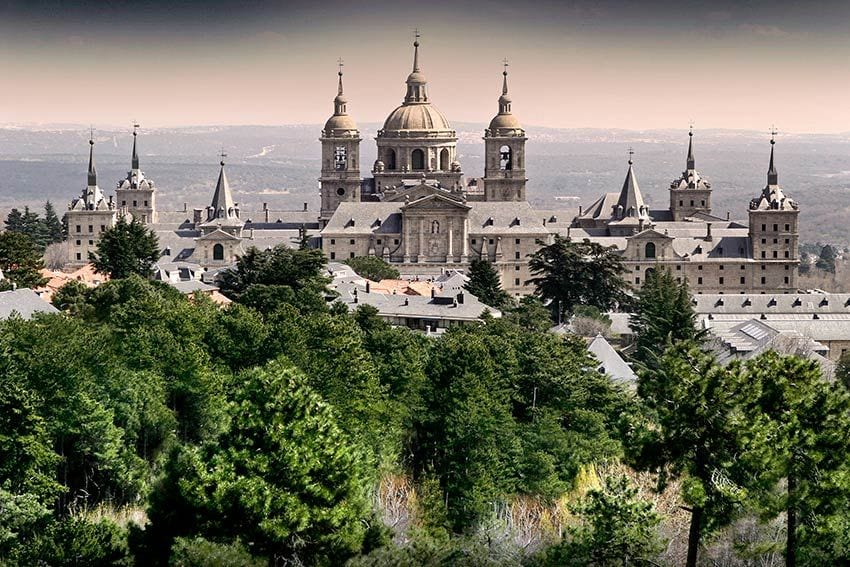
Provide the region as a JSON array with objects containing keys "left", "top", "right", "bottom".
[
  {"left": 131, "top": 122, "right": 140, "bottom": 170},
  {"left": 333, "top": 58, "right": 348, "bottom": 116},
  {"left": 686, "top": 124, "right": 695, "bottom": 170},
  {"left": 404, "top": 30, "right": 428, "bottom": 103},
  {"left": 337, "top": 58, "right": 344, "bottom": 96},
  {"left": 412, "top": 28, "right": 420, "bottom": 72},
  {"left": 768, "top": 126, "right": 778, "bottom": 185},
  {"left": 498, "top": 58, "right": 513, "bottom": 115},
  {"left": 87, "top": 130, "right": 97, "bottom": 187},
  {"left": 502, "top": 58, "right": 509, "bottom": 95}
]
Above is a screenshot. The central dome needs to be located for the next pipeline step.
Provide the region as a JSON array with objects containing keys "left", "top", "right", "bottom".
[{"left": 383, "top": 103, "right": 451, "bottom": 132}]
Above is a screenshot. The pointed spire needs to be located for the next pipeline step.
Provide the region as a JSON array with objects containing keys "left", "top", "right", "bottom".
[
  {"left": 131, "top": 122, "right": 140, "bottom": 170},
  {"left": 767, "top": 127, "right": 778, "bottom": 185},
  {"left": 404, "top": 30, "right": 428, "bottom": 104},
  {"left": 498, "top": 58, "right": 512, "bottom": 114},
  {"left": 333, "top": 58, "right": 348, "bottom": 115},
  {"left": 87, "top": 131, "right": 97, "bottom": 187},
  {"left": 617, "top": 148, "right": 647, "bottom": 218},
  {"left": 209, "top": 150, "right": 235, "bottom": 220},
  {"left": 412, "top": 28, "right": 420, "bottom": 73},
  {"left": 686, "top": 124, "right": 695, "bottom": 170}
]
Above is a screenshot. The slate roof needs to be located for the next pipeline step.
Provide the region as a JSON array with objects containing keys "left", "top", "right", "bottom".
[
  {"left": 587, "top": 334, "right": 637, "bottom": 386},
  {"left": 0, "top": 288, "right": 59, "bottom": 319},
  {"left": 335, "top": 287, "right": 500, "bottom": 323}
]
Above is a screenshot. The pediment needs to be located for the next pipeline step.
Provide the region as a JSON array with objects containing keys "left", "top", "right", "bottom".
[
  {"left": 383, "top": 181, "right": 456, "bottom": 203},
  {"left": 401, "top": 193, "right": 471, "bottom": 212},
  {"left": 196, "top": 228, "right": 242, "bottom": 242},
  {"left": 630, "top": 228, "right": 673, "bottom": 241}
]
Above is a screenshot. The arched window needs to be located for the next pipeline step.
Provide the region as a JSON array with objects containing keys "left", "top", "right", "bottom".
[
  {"left": 440, "top": 148, "right": 449, "bottom": 171},
  {"left": 645, "top": 242, "right": 656, "bottom": 259},
  {"left": 499, "top": 145, "right": 512, "bottom": 170},
  {"left": 387, "top": 149, "right": 397, "bottom": 170},
  {"left": 431, "top": 220, "right": 440, "bottom": 234},
  {"left": 411, "top": 149, "right": 425, "bottom": 170},
  {"left": 213, "top": 243, "right": 225, "bottom": 261}
]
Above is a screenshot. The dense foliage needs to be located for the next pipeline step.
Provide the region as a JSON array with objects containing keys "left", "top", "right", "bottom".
[
  {"left": 90, "top": 216, "right": 160, "bottom": 279},
  {"left": 527, "top": 235, "right": 629, "bottom": 321},
  {"left": 4, "top": 202, "right": 65, "bottom": 251},
  {"left": 464, "top": 258, "right": 514, "bottom": 310},
  {"left": 0, "top": 237, "right": 847, "bottom": 565},
  {"left": 345, "top": 255, "right": 400, "bottom": 281},
  {"left": 0, "top": 231, "right": 47, "bottom": 290}
]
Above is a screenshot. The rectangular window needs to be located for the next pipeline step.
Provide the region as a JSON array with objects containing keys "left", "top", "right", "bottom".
[
  {"left": 489, "top": 239, "right": 494, "bottom": 245},
  {"left": 121, "top": 201, "right": 126, "bottom": 206},
  {"left": 698, "top": 265, "right": 703, "bottom": 270},
  {"left": 330, "top": 239, "right": 335, "bottom": 245},
  {"left": 394, "top": 239, "right": 399, "bottom": 245},
  {"left": 773, "top": 224, "right": 778, "bottom": 231},
  {"left": 349, "top": 239, "right": 355, "bottom": 245},
  {"left": 330, "top": 252, "right": 336, "bottom": 259},
  {"left": 100, "top": 225, "right": 105, "bottom": 232},
  {"left": 88, "top": 240, "right": 93, "bottom": 245},
  {"left": 690, "top": 200, "right": 694, "bottom": 206},
  {"left": 785, "top": 265, "right": 790, "bottom": 270},
  {"left": 676, "top": 265, "right": 681, "bottom": 271},
  {"left": 515, "top": 238, "right": 520, "bottom": 244},
  {"left": 679, "top": 200, "right": 683, "bottom": 206},
  {"left": 133, "top": 200, "right": 137, "bottom": 207},
  {"left": 785, "top": 239, "right": 789, "bottom": 244},
  {"left": 76, "top": 225, "right": 81, "bottom": 233},
  {"left": 719, "top": 265, "right": 724, "bottom": 270},
  {"left": 784, "top": 276, "right": 789, "bottom": 284},
  {"left": 761, "top": 277, "right": 766, "bottom": 284},
  {"left": 349, "top": 252, "right": 355, "bottom": 259},
  {"left": 740, "top": 265, "right": 745, "bottom": 270},
  {"left": 761, "top": 251, "right": 766, "bottom": 259},
  {"left": 515, "top": 278, "right": 520, "bottom": 285},
  {"left": 75, "top": 240, "right": 81, "bottom": 245},
  {"left": 785, "top": 224, "right": 790, "bottom": 231},
  {"left": 773, "top": 238, "right": 778, "bottom": 244},
  {"left": 376, "top": 239, "right": 382, "bottom": 245},
  {"left": 762, "top": 224, "right": 766, "bottom": 231},
  {"left": 785, "top": 251, "right": 790, "bottom": 258},
  {"left": 676, "top": 277, "right": 682, "bottom": 283},
  {"left": 635, "top": 277, "right": 641, "bottom": 285},
  {"left": 76, "top": 253, "right": 81, "bottom": 261},
  {"left": 701, "top": 200, "right": 705, "bottom": 206},
  {"left": 740, "top": 277, "right": 746, "bottom": 284},
  {"left": 773, "top": 251, "right": 778, "bottom": 258},
  {"left": 88, "top": 225, "right": 93, "bottom": 232},
  {"left": 515, "top": 265, "right": 520, "bottom": 271},
  {"left": 761, "top": 238, "right": 766, "bottom": 244},
  {"left": 719, "top": 277, "right": 724, "bottom": 285},
  {"left": 144, "top": 201, "right": 148, "bottom": 207},
  {"left": 514, "top": 252, "right": 520, "bottom": 259},
  {"left": 762, "top": 265, "right": 766, "bottom": 270},
  {"left": 697, "top": 277, "right": 703, "bottom": 285}
]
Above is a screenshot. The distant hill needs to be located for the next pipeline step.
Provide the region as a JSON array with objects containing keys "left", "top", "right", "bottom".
[{"left": 1, "top": 124, "right": 848, "bottom": 246}]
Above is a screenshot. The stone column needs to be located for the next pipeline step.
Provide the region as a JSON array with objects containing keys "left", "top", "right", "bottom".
[
  {"left": 461, "top": 217, "right": 469, "bottom": 263},
  {"left": 403, "top": 216, "right": 410, "bottom": 262},
  {"left": 418, "top": 218, "right": 425, "bottom": 263},
  {"left": 447, "top": 217, "right": 454, "bottom": 263}
]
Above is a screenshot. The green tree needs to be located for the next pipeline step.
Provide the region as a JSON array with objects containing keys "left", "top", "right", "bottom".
[
  {"left": 218, "top": 244, "right": 330, "bottom": 314},
  {"left": 630, "top": 266, "right": 701, "bottom": 364},
  {"left": 505, "top": 295, "right": 553, "bottom": 331},
  {"left": 345, "top": 256, "right": 400, "bottom": 281},
  {"left": 42, "top": 201, "right": 65, "bottom": 244},
  {"left": 5, "top": 208, "right": 24, "bottom": 233},
  {"left": 90, "top": 216, "right": 160, "bottom": 279},
  {"left": 633, "top": 341, "right": 752, "bottom": 567},
  {"left": 527, "top": 235, "right": 628, "bottom": 321},
  {"left": 50, "top": 280, "right": 90, "bottom": 315},
  {"left": 531, "top": 475, "right": 663, "bottom": 566},
  {"left": 815, "top": 244, "right": 836, "bottom": 273},
  {"left": 145, "top": 360, "right": 371, "bottom": 565},
  {"left": 743, "top": 352, "right": 850, "bottom": 566},
  {"left": 0, "top": 231, "right": 47, "bottom": 289},
  {"left": 464, "top": 259, "right": 513, "bottom": 310}
]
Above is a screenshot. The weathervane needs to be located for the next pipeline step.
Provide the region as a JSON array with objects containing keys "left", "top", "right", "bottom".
[
  {"left": 219, "top": 148, "right": 227, "bottom": 165},
  {"left": 628, "top": 146, "right": 634, "bottom": 164},
  {"left": 337, "top": 57, "right": 344, "bottom": 73},
  {"left": 770, "top": 124, "right": 778, "bottom": 143}
]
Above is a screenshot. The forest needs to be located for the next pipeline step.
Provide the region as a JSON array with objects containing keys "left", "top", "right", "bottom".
[{"left": 0, "top": 224, "right": 849, "bottom": 566}]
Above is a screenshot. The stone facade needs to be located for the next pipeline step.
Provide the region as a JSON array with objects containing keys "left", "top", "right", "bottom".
[{"left": 115, "top": 126, "right": 158, "bottom": 224}]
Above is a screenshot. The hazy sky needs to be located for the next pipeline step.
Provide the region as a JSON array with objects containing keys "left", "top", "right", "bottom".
[{"left": 1, "top": 0, "right": 849, "bottom": 132}]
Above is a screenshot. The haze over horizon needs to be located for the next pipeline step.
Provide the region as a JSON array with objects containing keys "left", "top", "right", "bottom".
[{"left": 1, "top": 0, "right": 849, "bottom": 133}]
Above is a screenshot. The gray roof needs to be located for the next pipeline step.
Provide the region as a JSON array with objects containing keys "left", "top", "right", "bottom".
[
  {"left": 335, "top": 286, "right": 500, "bottom": 322},
  {"left": 694, "top": 293, "right": 850, "bottom": 316},
  {"left": 587, "top": 334, "right": 637, "bottom": 386},
  {"left": 705, "top": 318, "right": 832, "bottom": 369},
  {"left": 0, "top": 288, "right": 59, "bottom": 319}
]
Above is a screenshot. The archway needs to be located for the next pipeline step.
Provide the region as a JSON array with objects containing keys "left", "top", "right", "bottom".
[
  {"left": 645, "top": 242, "right": 656, "bottom": 259},
  {"left": 387, "top": 149, "right": 397, "bottom": 170},
  {"left": 411, "top": 149, "right": 425, "bottom": 170},
  {"left": 440, "top": 148, "right": 449, "bottom": 171},
  {"left": 499, "top": 145, "right": 512, "bottom": 170},
  {"left": 213, "top": 243, "right": 225, "bottom": 261}
]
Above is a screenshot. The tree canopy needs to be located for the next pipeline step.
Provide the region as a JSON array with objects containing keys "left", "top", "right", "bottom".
[
  {"left": 0, "top": 231, "right": 47, "bottom": 290},
  {"left": 345, "top": 256, "right": 400, "bottom": 281},
  {"left": 464, "top": 258, "right": 514, "bottom": 310},
  {"left": 89, "top": 216, "right": 160, "bottom": 279},
  {"left": 527, "top": 235, "right": 629, "bottom": 321}
]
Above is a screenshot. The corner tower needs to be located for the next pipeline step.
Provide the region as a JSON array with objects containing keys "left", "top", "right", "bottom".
[
  {"left": 372, "top": 33, "right": 462, "bottom": 193},
  {"left": 669, "top": 127, "right": 712, "bottom": 220},
  {"left": 115, "top": 123, "right": 158, "bottom": 224},
  {"left": 66, "top": 135, "right": 118, "bottom": 267},
  {"left": 748, "top": 132, "right": 799, "bottom": 290},
  {"left": 319, "top": 61, "right": 361, "bottom": 227},
  {"left": 482, "top": 61, "right": 527, "bottom": 201}
]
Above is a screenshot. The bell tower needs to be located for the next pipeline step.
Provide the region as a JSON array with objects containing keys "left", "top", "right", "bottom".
[
  {"left": 482, "top": 60, "right": 527, "bottom": 201},
  {"left": 319, "top": 60, "right": 361, "bottom": 227}
]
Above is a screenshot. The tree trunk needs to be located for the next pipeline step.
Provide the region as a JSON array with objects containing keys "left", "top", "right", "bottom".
[
  {"left": 686, "top": 505, "right": 703, "bottom": 567},
  {"left": 787, "top": 471, "right": 797, "bottom": 567}
]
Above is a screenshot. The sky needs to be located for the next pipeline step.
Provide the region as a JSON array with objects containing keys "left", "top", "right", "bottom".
[{"left": 1, "top": 0, "right": 849, "bottom": 133}]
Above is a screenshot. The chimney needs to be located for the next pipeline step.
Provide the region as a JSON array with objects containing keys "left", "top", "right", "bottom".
[
  {"left": 430, "top": 288, "right": 435, "bottom": 298},
  {"left": 578, "top": 205, "right": 583, "bottom": 216},
  {"left": 726, "top": 211, "right": 730, "bottom": 221},
  {"left": 303, "top": 202, "right": 308, "bottom": 212},
  {"left": 263, "top": 202, "right": 268, "bottom": 211},
  {"left": 404, "top": 297, "right": 409, "bottom": 306},
  {"left": 365, "top": 281, "right": 370, "bottom": 293},
  {"left": 193, "top": 208, "right": 203, "bottom": 225},
  {"left": 183, "top": 202, "right": 188, "bottom": 213},
  {"left": 705, "top": 223, "right": 713, "bottom": 241},
  {"left": 456, "top": 292, "right": 464, "bottom": 304},
  {"left": 638, "top": 218, "right": 645, "bottom": 232}
]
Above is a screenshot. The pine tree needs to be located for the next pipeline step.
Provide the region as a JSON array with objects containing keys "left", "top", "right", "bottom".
[
  {"left": 4, "top": 209, "right": 23, "bottom": 233},
  {"left": 816, "top": 244, "right": 837, "bottom": 273},
  {"left": 630, "top": 266, "right": 701, "bottom": 364},
  {"left": 0, "top": 232, "right": 47, "bottom": 290},
  {"left": 463, "top": 258, "right": 513, "bottom": 310},
  {"left": 90, "top": 217, "right": 160, "bottom": 279},
  {"left": 42, "top": 201, "right": 65, "bottom": 245}
]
